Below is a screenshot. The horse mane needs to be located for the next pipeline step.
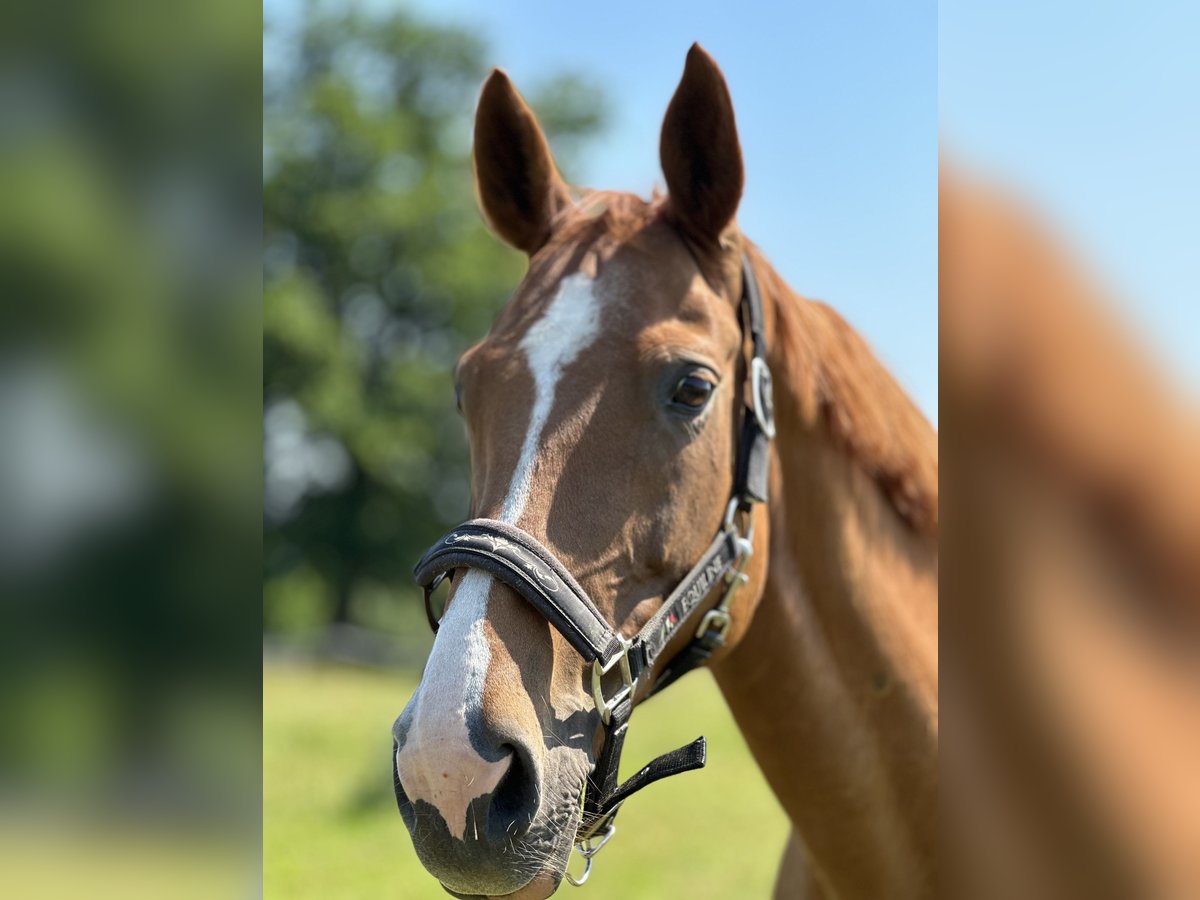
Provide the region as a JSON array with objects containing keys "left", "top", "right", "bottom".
[
  {"left": 547, "top": 190, "right": 663, "bottom": 245},
  {"left": 753, "top": 247, "right": 939, "bottom": 537}
]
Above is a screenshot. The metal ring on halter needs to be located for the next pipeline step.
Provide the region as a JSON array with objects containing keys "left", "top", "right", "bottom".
[
  {"left": 590, "top": 635, "right": 633, "bottom": 726},
  {"left": 424, "top": 571, "right": 449, "bottom": 631},
  {"left": 750, "top": 356, "right": 776, "bottom": 439},
  {"left": 578, "top": 821, "right": 618, "bottom": 857},
  {"left": 565, "top": 819, "right": 618, "bottom": 886},
  {"left": 723, "top": 496, "right": 755, "bottom": 543},
  {"left": 564, "top": 853, "right": 592, "bottom": 887}
]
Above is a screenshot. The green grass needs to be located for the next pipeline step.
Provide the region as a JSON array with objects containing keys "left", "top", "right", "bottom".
[{"left": 264, "top": 663, "right": 788, "bottom": 898}]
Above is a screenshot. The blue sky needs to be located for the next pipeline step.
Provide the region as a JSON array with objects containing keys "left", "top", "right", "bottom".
[
  {"left": 269, "top": 0, "right": 939, "bottom": 421},
  {"left": 942, "top": 1, "right": 1200, "bottom": 395}
]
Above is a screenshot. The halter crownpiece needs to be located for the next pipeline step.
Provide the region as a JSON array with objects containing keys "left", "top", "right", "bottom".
[{"left": 412, "top": 253, "right": 775, "bottom": 886}]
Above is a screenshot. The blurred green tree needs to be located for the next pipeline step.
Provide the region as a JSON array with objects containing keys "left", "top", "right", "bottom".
[{"left": 263, "top": 5, "right": 606, "bottom": 648}]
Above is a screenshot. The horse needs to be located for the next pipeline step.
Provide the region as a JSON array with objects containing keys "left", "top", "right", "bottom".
[{"left": 391, "top": 44, "right": 938, "bottom": 900}]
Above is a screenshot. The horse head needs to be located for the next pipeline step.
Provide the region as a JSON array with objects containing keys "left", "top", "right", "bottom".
[{"left": 392, "top": 45, "right": 772, "bottom": 898}]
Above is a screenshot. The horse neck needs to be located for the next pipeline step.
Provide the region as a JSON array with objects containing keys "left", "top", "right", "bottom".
[{"left": 711, "top": 252, "right": 939, "bottom": 898}]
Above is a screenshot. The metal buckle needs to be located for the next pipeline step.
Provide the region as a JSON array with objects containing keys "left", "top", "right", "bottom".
[
  {"left": 750, "top": 356, "right": 776, "bottom": 439},
  {"left": 591, "top": 636, "right": 633, "bottom": 726}
]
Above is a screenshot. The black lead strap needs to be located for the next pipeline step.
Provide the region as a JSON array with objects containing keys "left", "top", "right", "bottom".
[{"left": 412, "top": 253, "right": 775, "bottom": 885}]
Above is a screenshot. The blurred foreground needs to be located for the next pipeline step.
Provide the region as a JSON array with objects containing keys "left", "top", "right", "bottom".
[
  {"left": 0, "top": 0, "right": 260, "bottom": 895},
  {"left": 941, "top": 169, "right": 1200, "bottom": 898}
]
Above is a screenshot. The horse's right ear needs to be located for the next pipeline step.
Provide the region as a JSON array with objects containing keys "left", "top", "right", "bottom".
[
  {"left": 660, "top": 44, "right": 745, "bottom": 248},
  {"left": 473, "top": 69, "right": 571, "bottom": 255}
]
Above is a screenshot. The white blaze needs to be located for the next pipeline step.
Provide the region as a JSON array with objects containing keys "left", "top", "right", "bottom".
[
  {"left": 501, "top": 272, "right": 604, "bottom": 524},
  {"left": 396, "top": 271, "right": 603, "bottom": 839}
]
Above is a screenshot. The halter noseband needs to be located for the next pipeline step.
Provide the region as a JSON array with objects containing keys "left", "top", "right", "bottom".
[{"left": 412, "top": 254, "right": 775, "bottom": 885}]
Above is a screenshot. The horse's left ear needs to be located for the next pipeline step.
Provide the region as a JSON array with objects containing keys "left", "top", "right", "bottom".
[{"left": 660, "top": 44, "right": 745, "bottom": 248}]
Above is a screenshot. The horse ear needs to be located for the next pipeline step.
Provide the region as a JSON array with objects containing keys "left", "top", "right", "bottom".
[
  {"left": 660, "top": 44, "right": 745, "bottom": 247},
  {"left": 473, "top": 69, "right": 571, "bottom": 255}
]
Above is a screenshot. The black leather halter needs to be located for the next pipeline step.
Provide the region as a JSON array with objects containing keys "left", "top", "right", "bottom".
[{"left": 413, "top": 254, "right": 775, "bottom": 884}]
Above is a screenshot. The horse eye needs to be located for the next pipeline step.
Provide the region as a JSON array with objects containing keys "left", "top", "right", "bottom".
[
  {"left": 454, "top": 381, "right": 463, "bottom": 413},
  {"left": 670, "top": 374, "right": 715, "bottom": 411}
]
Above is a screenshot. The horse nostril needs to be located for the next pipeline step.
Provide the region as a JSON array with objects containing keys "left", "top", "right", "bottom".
[
  {"left": 486, "top": 743, "right": 539, "bottom": 842},
  {"left": 393, "top": 727, "right": 545, "bottom": 857}
]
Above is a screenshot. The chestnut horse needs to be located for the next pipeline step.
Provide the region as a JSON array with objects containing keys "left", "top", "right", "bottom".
[{"left": 392, "top": 45, "right": 937, "bottom": 899}]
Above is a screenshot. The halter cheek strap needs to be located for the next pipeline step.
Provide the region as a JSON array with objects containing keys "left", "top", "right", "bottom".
[{"left": 412, "top": 254, "right": 774, "bottom": 884}]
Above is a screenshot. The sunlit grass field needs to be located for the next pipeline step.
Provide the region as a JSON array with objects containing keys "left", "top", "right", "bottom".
[{"left": 264, "top": 663, "right": 788, "bottom": 899}]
